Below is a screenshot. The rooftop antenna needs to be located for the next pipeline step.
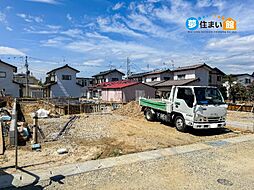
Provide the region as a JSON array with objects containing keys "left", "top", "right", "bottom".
[
  {"left": 109, "top": 61, "right": 114, "bottom": 70},
  {"left": 171, "top": 60, "right": 175, "bottom": 70}
]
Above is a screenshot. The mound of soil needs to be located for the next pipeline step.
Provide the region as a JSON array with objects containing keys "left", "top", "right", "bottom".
[{"left": 114, "top": 101, "right": 143, "bottom": 118}]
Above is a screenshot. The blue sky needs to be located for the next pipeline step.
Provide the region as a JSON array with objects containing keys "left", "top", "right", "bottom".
[{"left": 0, "top": 0, "right": 253, "bottom": 80}]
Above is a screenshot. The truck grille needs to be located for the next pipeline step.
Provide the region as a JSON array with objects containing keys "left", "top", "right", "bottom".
[{"left": 208, "top": 117, "right": 220, "bottom": 123}]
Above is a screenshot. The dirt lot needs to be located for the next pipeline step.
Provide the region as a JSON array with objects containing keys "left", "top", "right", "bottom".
[
  {"left": 0, "top": 102, "right": 252, "bottom": 174},
  {"left": 227, "top": 110, "right": 254, "bottom": 124}
]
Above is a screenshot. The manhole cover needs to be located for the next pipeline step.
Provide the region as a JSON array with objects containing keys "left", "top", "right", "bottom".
[{"left": 217, "top": 178, "right": 233, "bottom": 186}]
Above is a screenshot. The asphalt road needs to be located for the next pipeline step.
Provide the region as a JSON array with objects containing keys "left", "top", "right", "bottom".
[{"left": 16, "top": 139, "right": 254, "bottom": 190}]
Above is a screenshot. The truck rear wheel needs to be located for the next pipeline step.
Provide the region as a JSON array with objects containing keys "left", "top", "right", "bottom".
[
  {"left": 174, "top": 115, "right": 188, "bottom": 132},
  {"left": 145, "top": 109, "right": 155, "bottom": 121}
]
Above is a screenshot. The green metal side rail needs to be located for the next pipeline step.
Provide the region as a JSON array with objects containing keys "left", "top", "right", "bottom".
[{"left": 139, "top": 98, "right": 167, "bottom": 112}]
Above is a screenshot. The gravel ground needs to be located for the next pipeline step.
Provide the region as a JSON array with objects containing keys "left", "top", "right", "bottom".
[
  {"left": 227, "top": 111, "right": 254, "bottom": 124},
  {"left": 1, "top": 111, "right": 252, "bottom": 174},
  {"left": 13, "top": 140, "right": 254, "bottom": 190}
]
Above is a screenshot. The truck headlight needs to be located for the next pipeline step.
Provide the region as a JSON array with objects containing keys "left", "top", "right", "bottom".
[{"left": 195, "top": 116, "right": 207, "bottom": 122}]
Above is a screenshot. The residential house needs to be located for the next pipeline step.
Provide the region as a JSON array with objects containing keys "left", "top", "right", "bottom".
[
  {"left": 150, "top": 78, "right": 200, "bottom": 98},
  {"left": 99, "top": 80, "right": 156, "bottom": 103},
  {"left": 223, "top": 73, "right": 254, "bottom": 98},
  {"left": 128, "top": 69, "right": 172, "bottom": 83},
  {"left": 0, "top": 60, "right": 21, "bottom": 97},
  {"left": 172, "top": 63, "right": 225, "bottom": 86},
  {"left": 44, "top": 64, "right": 82, "bottom": 97},
  {"left": 91, "top": 69, "right": 125, "bottom": 98},
  {"left": 92, "top": 69, "right": 125, "bottom": 84},
  {"left": 231, "top": 73, "right": 254, "bottom": 86},
  {"left": 76, "top": 77, "right": 93, "bottom": 98},
  {"left": 13, "top": 73, "right": 43, "bottom": 98}
]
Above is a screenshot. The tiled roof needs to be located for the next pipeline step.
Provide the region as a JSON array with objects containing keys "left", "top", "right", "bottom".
[
  {"left": 92, "top": 69, "right": 125, "bottom": 77},
  {"left": 173, "top": 63, "right": 212, "bottom": 72},
  {"left": 145, "top": 81, "right": 165, "bottom": 86},
  {"left": 46, "top": 64, "right": 80, "bottom": 74},
  {"left": 98, "top": 80, "right": 139, "bottom": 89},
  {"left": 0, "top": 60, "right": 17, "bottom": 72},
  {"left": 129, "top": 69, "right": 170, "bottom": 78},
  {"left": 155, "top": 78, "right": 199, "bottom": 87}
]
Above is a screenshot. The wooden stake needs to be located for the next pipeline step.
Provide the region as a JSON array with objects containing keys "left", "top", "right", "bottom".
[
  {"left": 0, "top": 121, "right": 4, "bottom": 155},
  {"left": 32, "top": 112, "right": 38, "bottom": 144}
]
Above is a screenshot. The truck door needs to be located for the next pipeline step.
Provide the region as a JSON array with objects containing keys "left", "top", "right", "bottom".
[{"left": 173, "top": 87, "right": 195, "bottom": 125}]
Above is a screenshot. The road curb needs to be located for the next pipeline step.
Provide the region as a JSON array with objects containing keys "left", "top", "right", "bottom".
[{"left": 1, "top": 134, "right": 254, "bottom": 189}]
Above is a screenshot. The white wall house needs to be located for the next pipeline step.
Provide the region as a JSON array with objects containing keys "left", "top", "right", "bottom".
[
  {"left": 0, "top": 60, "right": 20, "bottom": 97},
  {"left": 44, "top": 64, "right": 82, "bottom": 97},
  {"left": 14, "top": 73, "right": 43, "bottom": 98},
  {"left": 172, "top": 64, "right": 225, "bottom": 86},
  {"left": 129, "top": 69, "right": 172, "bottom": 83},
  {"left": 76, "top": 77, "right": 93, "bottom": 97},
  {"left": 223, "top": 73, "right": 254, "bottom": 98},
  {"left": 92, "top": 69, "right": 125, "bottom": 84},
  {"left": 231, "top": 74, "right": 254, "bottom": 86}
]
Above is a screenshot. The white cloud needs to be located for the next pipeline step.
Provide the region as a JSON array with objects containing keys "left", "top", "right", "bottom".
[
  {"left": 41, "top": 36, "right": 71, "bottom": 47},
  {"left": 96, "top": 16, "right": 144, "bottom": 37},
  {"left": 0, "top": 46, "right": 25, "bottom": 56},
  {"left": 196, "top": 0, "right": 225, "bottom": 10},
  {"left": 206, "top": 35, "right": 254, "bottom": 52},
  {"left": 24, "top": 25, "right": 59, "bottom": 34},
  {"left": 25, "top": 0, "right": 59, "bottom": 4},
  {"left": 83, "top": 59, "right": 104, "bottom": 66},
  {"left": 0, "top": 12, "right": 7, "bottom": 25},
  {"left": 61, "top": 29, "right": 84, "bottom": 38},
  {"left": 6, "top": 26, "right": 13, "bottom": 31},
  {"left": 112, "top": 2, "right": 124, "bottom": 10},
  {"left": 67, "top": 13, "right": 72, "bottom": 21},
  {"left": 47, "top": 25, "right": 61, "bottom": 30},
  {"left": 0, "top": 10, "right": 13, "bottom": 31},
  {"left": 17, "top": 13, "right": 43, "bottom": 23}
]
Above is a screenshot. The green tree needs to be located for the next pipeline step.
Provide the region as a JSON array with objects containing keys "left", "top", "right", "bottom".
[
  {"left": 231, "top": 83, "right": 248, "bottom": 102},
  {"left": 247, "top": 82, "right": 254, "bottom": 101}
]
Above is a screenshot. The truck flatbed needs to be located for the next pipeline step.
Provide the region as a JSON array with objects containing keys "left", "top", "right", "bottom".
[{"left": 139, "top": 98, "right": 167, "bottom": 112}]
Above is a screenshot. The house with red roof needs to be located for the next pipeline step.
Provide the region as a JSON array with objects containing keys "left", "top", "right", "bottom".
[{"left": 99, "top": 80, "right": 156, "bottom": 103}]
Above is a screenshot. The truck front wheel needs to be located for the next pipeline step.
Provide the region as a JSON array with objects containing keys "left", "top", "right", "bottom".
[
  {"left": 174, "top": 115, "right": 188, "bottom": 132},
  {"left": 145, "top": 109, "right": 155, "bottom": 121}
]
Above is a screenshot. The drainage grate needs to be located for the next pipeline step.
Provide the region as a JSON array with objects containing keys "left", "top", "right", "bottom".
[{"left": 217, "top": 178, "right": 233, "bottom": 186}]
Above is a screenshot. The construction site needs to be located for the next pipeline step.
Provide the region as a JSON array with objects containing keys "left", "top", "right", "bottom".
[{"left": 0, "top": 96, "right": 253, "bottom": 176}]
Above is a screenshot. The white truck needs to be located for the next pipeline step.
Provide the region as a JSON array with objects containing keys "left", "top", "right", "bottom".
[{"left": 139, "top": 86, "right": 227, "bottom": 132}]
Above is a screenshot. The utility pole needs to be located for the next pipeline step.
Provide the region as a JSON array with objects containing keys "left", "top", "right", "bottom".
[
  {"left": 126, "top": 57, "right": 131, "bottom": 79},
  {"left": 25, "top": 56, "right": 30, "bottom": 97}
]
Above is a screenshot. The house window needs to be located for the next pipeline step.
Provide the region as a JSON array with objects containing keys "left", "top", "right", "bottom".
[
  {"left": 164, "top": 77, "right": 170, "bottom": 80},
  {"left": 0, "top": 71, "right": 6, "bottom": 78},
  {"left": 112, "top": 78, "right": 119, "bottom": 81},
  {"left": 217, "top": 76, "right": 222, "bottom": 81},
  {"left": 209, "top": 75, "right": 212, "bottom": 83},
  {"left": 62, "top": 75, "right": 72, "bottom": 80},
  {"left": 151, "top": 77, "right": 157, "bottom": 81},
  {"left": 245, "top": 78, "right": 251, "bottom": 84},
  {"left": 177, "top": 74, "right": 185, "bottom": 80}
]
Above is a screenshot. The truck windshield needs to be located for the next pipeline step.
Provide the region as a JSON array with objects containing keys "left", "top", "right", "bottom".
[{"left": 194, "top": 87, "right": 225, "bottom": 105}]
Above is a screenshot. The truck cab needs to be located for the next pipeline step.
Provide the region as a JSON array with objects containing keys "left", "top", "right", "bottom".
[{"left": 139, "top": 86, "right": 227, "bottom": 132}]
